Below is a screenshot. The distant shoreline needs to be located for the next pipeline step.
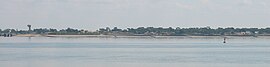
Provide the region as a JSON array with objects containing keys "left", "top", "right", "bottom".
[
  {"left": 2, "top": 27, "right": 270, "bottom": 38},
  {"left": 14, "top": 34, "right": 270, "bottom": 38}
]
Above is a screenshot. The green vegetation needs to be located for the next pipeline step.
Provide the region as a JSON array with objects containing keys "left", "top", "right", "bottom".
[
  {"left": 1, "top": 27, "right": 270, "bottom": 36},
  {"left": 99, "top": 27, "right": 270, "bottom": 36}
]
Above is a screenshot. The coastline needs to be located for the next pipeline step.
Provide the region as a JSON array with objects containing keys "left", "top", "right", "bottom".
[{"left": 13, "top": 34, "right": 270, "bottom": 39}]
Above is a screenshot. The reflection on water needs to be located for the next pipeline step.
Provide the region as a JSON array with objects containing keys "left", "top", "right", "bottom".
[
  {"left": 0, "top": 37, "right": 270, "bottom": 67},
  {"left": 28, "top": 37, "right": 32, "bottom": 42}
]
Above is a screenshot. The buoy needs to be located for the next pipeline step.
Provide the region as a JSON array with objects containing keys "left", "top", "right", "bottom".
[{"left": 223, "top": 37, "right": 226, "bottom": 43}]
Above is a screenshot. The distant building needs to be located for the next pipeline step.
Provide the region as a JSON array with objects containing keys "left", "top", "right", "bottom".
[
  {"left": 27, "top": 25, "right": 32, "bottom": 34},
  {"left": 254, "top": 31, "right": 259, "bottom": 34}
]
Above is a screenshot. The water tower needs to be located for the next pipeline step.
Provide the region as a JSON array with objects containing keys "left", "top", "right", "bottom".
[{"left": 27, "top": 25, "right": 32, "bottom": 33}]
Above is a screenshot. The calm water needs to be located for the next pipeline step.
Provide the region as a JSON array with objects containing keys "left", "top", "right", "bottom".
[{"left": 0, "top": 37, "right": 270, "bottom": 67}]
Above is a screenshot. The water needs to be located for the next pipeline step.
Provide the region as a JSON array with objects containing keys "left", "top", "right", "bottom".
[{"left": 0, "top": 37, "right": 270, "bottom": 67}]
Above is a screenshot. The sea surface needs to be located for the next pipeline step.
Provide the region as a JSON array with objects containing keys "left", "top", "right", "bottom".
[{"left": 0, "top": 36, "right": 269, "bottom": 67}]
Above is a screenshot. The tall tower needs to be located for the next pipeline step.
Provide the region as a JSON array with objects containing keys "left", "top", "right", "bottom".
[{"left": 27, "top": 25, "right": 32, "bottom": 33}]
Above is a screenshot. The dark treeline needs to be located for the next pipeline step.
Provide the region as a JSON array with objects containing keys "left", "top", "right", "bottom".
[
  {"left": 1, "top": 27, "right": 270, "bottom": 36},
  {"left": 99, "top": 27, "right": 270, "bottom": 36},
  {"left": 0, "top": 28, "right": 98, "bottom": 35}
]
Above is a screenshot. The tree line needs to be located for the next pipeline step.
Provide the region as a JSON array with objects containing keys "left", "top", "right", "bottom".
[
  {"left": 99, "top": 27, "right": 270, "bottom": 36},
  {"left": 1, "top": 27, "right": 270, "bottom": 36}
]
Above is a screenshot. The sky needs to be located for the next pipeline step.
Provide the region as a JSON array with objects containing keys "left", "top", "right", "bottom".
[{"left": 0, "top": 0, "right": 270, "bottom": 30}]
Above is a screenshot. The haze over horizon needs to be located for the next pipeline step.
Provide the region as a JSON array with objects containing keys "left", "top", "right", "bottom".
[{"left": 0, "top": 0, "right": 270, "bottom": 30}]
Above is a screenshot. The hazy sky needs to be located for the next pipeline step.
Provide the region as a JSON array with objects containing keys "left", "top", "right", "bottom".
[{"left": 0, "top": 0, "right": 269, "bottom": 30}]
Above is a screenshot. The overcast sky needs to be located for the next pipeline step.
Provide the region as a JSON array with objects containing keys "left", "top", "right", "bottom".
[{"left": 0, "top": 0, "right": 269, "bottom": 30}]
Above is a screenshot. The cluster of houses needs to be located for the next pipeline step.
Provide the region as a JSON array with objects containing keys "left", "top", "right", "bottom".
[
  {"left": 224, "top": 31, "right": 259, "bottom": 36},
  {"left": 0, "top": 33, "right": 14, "bottom": 37},
  {"left": 0, "top": 25, "right": 32, "bottom": 37}
]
